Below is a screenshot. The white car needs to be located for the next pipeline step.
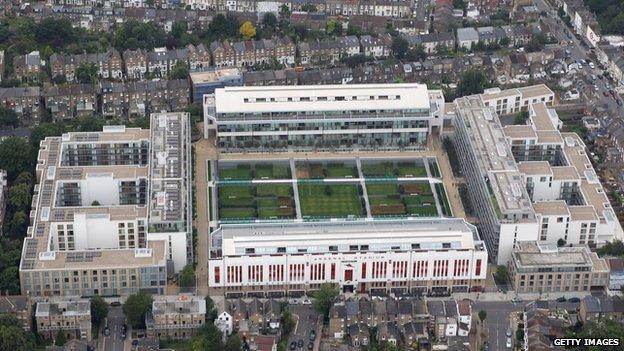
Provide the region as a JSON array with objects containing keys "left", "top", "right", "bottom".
[
  {"left": 506, "top": 338, "right": 512, "bottom": 348},
  {"left": 589, "top": 62, "right": 595, "bottom": 69},
  {"left": 302, "top": 298, "right": 312, "bottom": 305}
]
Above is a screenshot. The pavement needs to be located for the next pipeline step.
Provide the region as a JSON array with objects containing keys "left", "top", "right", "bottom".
[
  {"left": 100, "top": 306, "right": 126, "bottom": 351},
  {"left": 288, "top": 304, "right": 320, "bottom": 351},
  {"left": 193, "top": 127, "right": 218, "bottom": 296}
]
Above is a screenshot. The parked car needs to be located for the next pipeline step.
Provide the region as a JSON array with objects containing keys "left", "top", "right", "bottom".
[
  {"left": 110, "top": 301, "right": 121, "bottom": 307},
  {"left": 289, "top": 341, "right": 297, "bottom": 350},
  {"left": 297, "top": 339, "right": 304, "bottom": 348},
  {"left": 103, "top": 327, "right": 110, "bottom": 336},
  {"left": 307, "top": 342, "right": 314, "bottom": 350},
  {"left": 569, "top": 297, "right": 580, "bottom": 303},
  {"left": 309, "top": 330, "right": 316, "bottom": 341},
  {"left": 557, "top": 296, "right": 566, "bottom": 302},
  {"left": 506, "top": 337, "right": 512, "bottom": 348},
  {"left": 506, "top": 328, "right": 512, "bottom": 337}
]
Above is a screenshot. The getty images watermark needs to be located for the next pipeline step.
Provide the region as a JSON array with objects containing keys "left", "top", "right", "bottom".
[{"left": 553, "top": 338, "right": 621, "bottom": 347}]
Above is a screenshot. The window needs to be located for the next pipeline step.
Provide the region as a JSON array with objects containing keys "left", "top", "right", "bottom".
[
  {"left": 329, "top": 245, "right": 338, "bottom": 252},
  {"left": 277, "top": 247, "right": 286, "bottom": 253},
  {"left": 245, "top": 248, "right": 255, "bottom": 254}
]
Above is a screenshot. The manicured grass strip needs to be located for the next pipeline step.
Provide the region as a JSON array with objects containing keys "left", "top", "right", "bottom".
[
  {"left": 362, "top": 162, "right": 395, "bottom": 177},
  {"left": 298, "top": 183, "right": 363, "bottom": 218},
  {"left": 403, "top": 194, "right": 436, "bottom": 206},
  {"left": 219, "top": 165, "right": 252, "bottom": 180},
  {"left": 428, "top": 158, "right": 441, "bottom": 178},
  {"left": 401, "top": 182, "right": 433, "bottom": 195},
  {"left": 325, "top": 162, "right": 357, "bottom": 178},
  {"left": 220, "top": 196, "right": 254, "bottom": 208},
  {"left": 435, "top": 183, "right": 452, "bottom": 216},
  {"left": 366, "top": 183, "right": 400, "bottom": 196},
  {"left": 219, "top": 185, "right": 253, "bottom": 198},
  {"left": 256, "top": 184, "right": 293, "bottom": 197},
  {"left": 254, "top": 163, "right": 291, "bottom": 179},
  {"left": 396, "top": 162, "right": 427, "bottom": 177},
  {"left": 220, "top": 207, "right": 256, "bottom": 219},
  {"left": 406, "top": 205, "right": 438, "bottom": 217},
  {"left": 369, "top": 195, "right": 403, "bottom": 206}
]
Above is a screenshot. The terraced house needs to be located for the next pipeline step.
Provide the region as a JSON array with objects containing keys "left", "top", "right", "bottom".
[{"left": 49, "top": 49, "right": 123, "bottom": 82}]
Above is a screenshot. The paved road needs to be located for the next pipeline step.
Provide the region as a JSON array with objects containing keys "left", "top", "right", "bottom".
[
  {"left": 536, "top": 0, "right": 622, "bottom": 116},
  {"left": 101, "top": 306, "right": 125, "bottom": 351},
  {"left": 473, "top": 301, "right": 523, "bottom": 351},
  {"left": 289, "top": 304, "right": 320, "bottom": 351}
]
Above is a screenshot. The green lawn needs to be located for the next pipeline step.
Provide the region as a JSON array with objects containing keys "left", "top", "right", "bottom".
[
  {"left": 435, "top": 183, "right": 452, "bottom": 216},
  {"left": 397, "top": 162, "right": 428, "bottom": 177},
  {"left": 219, "top": 185, "right": 253, "bottom": 198},
  {"left": 369, "top": 195, "right": 403, "bottom": 206},
  {"left": 220, "top": 196, "right": 254, "bottom": 207},
  {"left": 254, "top": 163, "right": 291, "bottom": 179},
  {"left": 362, "top": 162, "right": 395, "bottom": 177},
  {"left": 428, "top": 158, "right": 441, "bottom": 178},
  {"left": 298, "top": 183, "right": 363, "bottom": 218},
  {"left": 220, "top": 207, "right": 256, "bottom": 219},
  {"left": 366, "top": 182, "right": 400, "bottom": 196},
  {"left": 218, "top": 165, "right": 252, "bottom": 180},
  {"left": 325, "top": 162, "right": 358, "bottom": 178},
  {"left": 256, "top": 183, "right": 293, "bottom": 197},
  {"left": 406, "top": 205, "right": 439, "bottom": 217}
]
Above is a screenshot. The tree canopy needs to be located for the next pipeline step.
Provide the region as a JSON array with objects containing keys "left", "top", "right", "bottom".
[
  {"left": 0, "top": 106, "right": 19, "bottom": 128},
  {"left": 311, "top": 283, "right": 339, "bottom": 320},
  {"left": 170, "top": 61, "right": 190, "bottom": 80},
  {"left": 123, "top": 292, "right": 153, "bottom": 329},
  {"left": 113, "top": 20, "right": 166, "bottom": 51},
  {"left": 179, "top": 264, "right": 195, "bottom": 287},
  {"left": 0, "top": 314, "right": 36, "bottom": 351},
  {"left": 0, "top": 137, "right": 34, "bottom": 181},
  {"left": 90, "top": 295, "right": 109, "bottom": 327},
  {"left": 239, "top": 21, "right": 257, "bottom": 39},
  {"left": 75, "top": 63, "right": 99, "bottom": 84},
  {"left": 391, "top": 36, "right": 409, "bottom": 59},
  {"left": 455, "top": 69, "right": 492, "bottom": 98}
]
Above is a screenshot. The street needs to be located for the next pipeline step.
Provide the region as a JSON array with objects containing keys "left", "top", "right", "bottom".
[
  {"left": 288, "top": 304, "right": 320, "bottom": 351},
  {"left": 101, "top": 306, "right": 126, "bottom": 351}
]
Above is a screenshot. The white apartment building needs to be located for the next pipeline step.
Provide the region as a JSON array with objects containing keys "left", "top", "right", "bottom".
[
  {"left": 19, "top": 113, "right": 192, "bottom": 297},
  {"left": 452, "top": 85, "right": 622, "bottom": 264},
  {"left": 203, "top": 84, "right": 446, "bottom": 152},
  {"left": 208, "top": 219, "right": 488, "bottom": 297}
]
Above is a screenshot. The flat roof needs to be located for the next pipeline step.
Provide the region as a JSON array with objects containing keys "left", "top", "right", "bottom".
[
  {"left": 503, "top": 125, "right": 537, "bottom": 139},
  {"left": 152, "top": 295, "right": 206, "bottom": 315},
  {"left": 214, "top": 218, "right": 484, "bottom": 257},
  {"left": 518, "top": 161, "right": 552, "bottom": 175},
  {"left": 455, "top": 95, "right": 535, "bottom": 216},
  {"left": 532, "top": 201, "right": 570, "bottom": 216},
  {"left": 36, "top": 299, "right": 90, "bottom": 317},
  {"left": 189, "top": 68, "right": 242, "bottom": 84},
  {"left": 213, "top": 84, "right": 431, "bottom": 114},
  {"left": 513, "top": 241, "right": 606, "bottom": 270}
]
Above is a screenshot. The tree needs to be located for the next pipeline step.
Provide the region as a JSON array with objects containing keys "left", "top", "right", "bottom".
[
  {"left": 123, "top": 292, "right": 154, "bottom": 329},
  {"left": 311, "top": 283, "right": 339, "bottom": 319},
  {"left": 205, "top": 295, "right": 217, "bottom": 322},
  {"left": 7, "top": 211, "right": 26, "bottom": 237},
  {"left": 301, "top": 4, "right": 317, "bottom": 12},
  {"left": 14, "top": 172, "right": 33, "bottom": 186},
  {"left": 478, "top": 310, "right": 487, "bottom": 323},
  {"left": 170, "top": 61, "right": 189, "bottom": 80},
  {"left": 91, "top": 200, "right": 101, "bottom": 206},
  {"left": 557, "top": 238, "right": 566, "bottom": 247},
  {"left": 406, "top": 45, "right": 427, "bottom": 62},
  {"left": 113, "top": 20, "right": 167, "bottom": 51},
  {"left": 597, "top": 239, "right": 624, "bottom": 257},
  {"left": 225, "top": 334, "right": 242, "bottom": 351},
  {"left": 262, "top": 13, "right": 278, "bottom": 30},
  {"left": 281, "top": 310, "right": 296, "bottom": 336},
  {"left": 55, "top": 330, "right": 67, "bottom": 346},
  {"left": 0, "top": 137, "right": 34, "bottom": 181},
  {"left": 91, "top": 295, "right": 109, "bottom": 327},
  {"left": 75, "top": 63, "right": 99, "bottom": 84},
  {"left": 325, "top": 20, "right": 342, "bottom": 36},
  {"left": 179, "top": 264, "right": 195, "bottom": 287},
  {"left": 514, "top": 110, "right": 529, "bottom": 124},
  {"left": 494, "top": 265, "right": 509, "bottom": 283},
  {"left": 0, "top": 320, "right": 35, "bottom": 351},
  {"left": 526, "top": 32, "right": 547, "bottom": 53},
  {"left": 279, "top": 4, "right": 291, "bottom": 18},
  {"left": 391, "top": 36, "right": 409, "bottom": 59},
  {"left": 455, "top": 69, "right": 492, "bottom": 98},
  {"left": 0, "top": 105, "right": 19, "bottom": 128},
  {"left": 239, "top": 21, "right": 256, "bottom": 40},
  {"left": 190, "top": 324, "right": 224, "bottom": 351},
  {"left": 205, "top": 14, "right": 240, "bottom": 41},
  {"left": 8, "top": 183, "right": 31, "bottom": 211},
  {"left": 0, "top": 266, "right": 20, "bottom": 294}
]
